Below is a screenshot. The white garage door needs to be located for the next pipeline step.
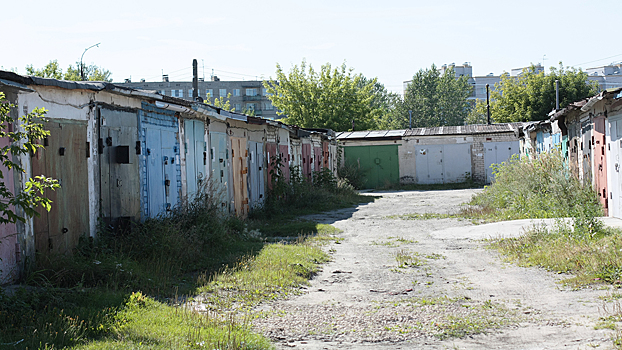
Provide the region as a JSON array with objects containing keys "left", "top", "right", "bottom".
[{"left": 484, "top": 141, "right": 520, "bottom": 183}]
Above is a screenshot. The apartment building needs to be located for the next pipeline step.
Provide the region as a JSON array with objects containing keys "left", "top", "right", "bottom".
[{"left": 118, "top": 76, "right": 281, "bottom": 120}]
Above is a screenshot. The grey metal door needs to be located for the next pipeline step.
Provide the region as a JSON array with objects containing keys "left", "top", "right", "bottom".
[{"left": 415, "top": 145, "right": 443, "bottom": 184}]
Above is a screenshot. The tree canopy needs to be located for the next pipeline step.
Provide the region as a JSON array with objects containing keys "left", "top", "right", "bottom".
[
  {"left": 263, "top": 60, "right": 380, "bottom": 131},
  {"left": 475, "top": 63, "right": 598, "bottom": 123},
  {"left": 26, "top": 60, "right": 112, "bottom": 82},
  {"left": 401, "top": 64, "right": 472, "bottom": 128}
]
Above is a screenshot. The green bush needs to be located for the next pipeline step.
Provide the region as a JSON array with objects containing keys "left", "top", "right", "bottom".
[{"left": 337, "top": 159, "right": 367, "bottom": 190}]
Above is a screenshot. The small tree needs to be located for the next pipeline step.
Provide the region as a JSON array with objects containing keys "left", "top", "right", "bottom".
[{"left": 0, "top": 92, "right": 59, "bottom": 224}]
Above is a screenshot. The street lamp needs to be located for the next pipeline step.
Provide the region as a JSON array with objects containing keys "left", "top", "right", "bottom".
[{"left": 80, "top": 43, "right": 100, "bottom": 81}]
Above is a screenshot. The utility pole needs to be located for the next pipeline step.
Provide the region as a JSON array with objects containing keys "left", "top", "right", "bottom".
[
  {"left": 80, "top": 43, "right": 100, "bottom": 81},
  {"left": 555, "top": 79, "right": 559, "bottom": 111},
  {"left": 486, "top": 84, "right": 491, "bottom": 125},
  {"left": 193, "top": 59, "right": 199, "bottom": 101}
]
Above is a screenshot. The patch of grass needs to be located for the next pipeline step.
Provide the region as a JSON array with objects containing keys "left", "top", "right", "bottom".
[
  {"left": 198, "top": 233, "right": 334, "bottom": 308},
  {"left": 490, "top": 221, "right": 622, "bottom": 287},
  {"left": 73, "top": 292, "right": 271, "bottom": 350},
  {"left": 372, "top": 236, "right": 417, "bottom": 246},
  {"left": 395, "top": 250, "right": 423, "bottom": 268}
]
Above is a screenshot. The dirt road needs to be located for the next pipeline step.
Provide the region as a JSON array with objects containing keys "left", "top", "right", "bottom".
[{"left": 253, "top": 189, "right": 618, "bottom": 349}]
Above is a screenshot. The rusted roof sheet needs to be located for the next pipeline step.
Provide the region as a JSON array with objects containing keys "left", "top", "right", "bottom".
[{"left": 403, "top": 123, "right": 521, "bottom": 137}]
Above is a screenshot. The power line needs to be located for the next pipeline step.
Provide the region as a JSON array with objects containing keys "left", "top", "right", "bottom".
[{"left": 572, "top": 53, "right": 622, "bottom": 67}]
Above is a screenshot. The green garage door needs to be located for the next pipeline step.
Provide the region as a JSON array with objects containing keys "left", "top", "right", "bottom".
[{"left": 343, "top": 145, "right": 399, "bottom": 189}]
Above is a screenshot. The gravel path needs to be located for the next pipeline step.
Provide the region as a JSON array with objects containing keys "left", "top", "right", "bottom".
[{"left": 252, "top": 189, "right": 618, "bottom": 349}]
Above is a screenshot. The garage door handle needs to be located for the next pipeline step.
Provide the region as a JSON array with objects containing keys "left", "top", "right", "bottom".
[{"left": 374, "top": 158, "right": 381, "bottom": 165}]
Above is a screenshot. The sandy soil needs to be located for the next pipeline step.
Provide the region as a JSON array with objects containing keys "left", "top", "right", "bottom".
[{"left": 252, "top": 189, "right": 620, "bottom": 349}]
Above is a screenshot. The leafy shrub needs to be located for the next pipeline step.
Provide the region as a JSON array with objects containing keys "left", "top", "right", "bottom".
[{"left": 338, "top": 159, "right": 367, "bottom": 189}]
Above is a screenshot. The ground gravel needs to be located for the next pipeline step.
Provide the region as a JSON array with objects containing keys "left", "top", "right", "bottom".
[{"left": 252, "top": 190, "right": 618, "bottom": 349}]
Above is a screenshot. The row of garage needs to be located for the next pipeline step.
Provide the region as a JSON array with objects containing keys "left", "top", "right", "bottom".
[
  {"left": 337, "top": 124, "right": 521, "bottom": 188},
  {"left": 0, "top": 71, "right": 337, "bottom": 284}
]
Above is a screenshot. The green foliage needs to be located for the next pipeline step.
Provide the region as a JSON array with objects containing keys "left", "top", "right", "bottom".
[
  {"left": 466, "top": 99, "right": 490, "bottom": 125},
  {"left": 337, "top": 159, "right": 368, "bottom": 190},
  {"left": 26, "top": 60, "right": 112, "bottom": 82},
  {"left": 402, "top": 65, "right": 473, "bottom": 128},
  {"left": 489, "top": 63, "right": 598, "bottom": 122},
  {"left": 205, "top": 92, "right": 234, "bottom": 112},
  {"left": 264, "top": 59, "right": 380, "bottom": 131},
  {"left": 470, "top": 150, "right": 602, "bottom": 220},
  {"left": 0, "top": 92, "right": 59, "bottom": 224}
]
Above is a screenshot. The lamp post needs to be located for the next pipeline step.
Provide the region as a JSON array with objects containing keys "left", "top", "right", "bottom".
[{"left": 80, "top": 43, "right": 100, "bottom": 81}]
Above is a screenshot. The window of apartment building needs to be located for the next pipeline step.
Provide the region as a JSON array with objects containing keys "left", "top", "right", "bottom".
[
  {"left": 262, "top": 88, "right": 269, "bottom": 96},
  {"left": 219, "top": 88, "right": 227, "bottom": 97},
  {"left": 188, "top": 89, "right": 194, "bottom": 98},
  {"left": 232, "top": 89, "right": 240, "bottom": 96},
  {"left": 264, "top": 102, "right": 274, "bottom": 110},
  {"left": 246, "top": 88, "right": 257, "bottom": 96},
  {"left": 171, "top": 89, "right": 184, "bottom": 98},
  {"left": 234, "top": 104, "right": 242, "bottom": 111},
  {"left": 159, "top": 90, "right": 166, "bottom": 95},
  {"left": 205, "top": 89, "right": 213, "bottom": 98}
]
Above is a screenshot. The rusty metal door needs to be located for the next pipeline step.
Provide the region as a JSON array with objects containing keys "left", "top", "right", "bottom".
[
  {"left": 32, "top": 119, "right": 89, "bottom": 255},
  {"left": 322, "top": 141, "right": 330, "bottom": 169},
  {"left": 99, "top": 108, "right": 141, "bottom": 229},
  {"left": 594, "top": 116, "right": 608, "bottom": 214},
  {"left": 302, "top": 143, "right": 312, "bottom": 180},
  {"left": 266, "top": 142, "right": 278, "bottom": 189},
  {"left": 279, "top": 144, "right": 290, "bottom": 182}
]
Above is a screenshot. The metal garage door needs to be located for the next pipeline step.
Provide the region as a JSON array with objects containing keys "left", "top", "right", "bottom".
[{"left": 484, "top": 141, "right": 520, "bottom": 183}]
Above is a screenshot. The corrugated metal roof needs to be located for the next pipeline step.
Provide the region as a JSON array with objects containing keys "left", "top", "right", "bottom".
[{"left": 403, "top": 123, "right": 521, "bottom": 137}]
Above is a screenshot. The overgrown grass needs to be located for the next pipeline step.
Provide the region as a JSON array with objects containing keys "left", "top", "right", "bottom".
[
  {"left": 0, "top": 171, "right": 363, "bottom": 349},
  {"left": 490, "top": 221, "right": 622, "bottom": 287},
  {"left": 470, "top": 150, "right": 602, "bottom": 220}
]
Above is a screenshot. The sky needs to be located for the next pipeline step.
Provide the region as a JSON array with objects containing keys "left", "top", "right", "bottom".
[{"left": 3, "top": 0, "right": 621, "bottom": 94}]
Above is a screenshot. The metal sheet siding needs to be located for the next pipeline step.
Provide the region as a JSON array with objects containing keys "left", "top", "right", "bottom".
[
  {"left": 210, "top": 131, "right": 230, "bottom": 210},
  {"left": 415, "top": 145, "right": 443, "bottom": 184},
  {"left": 99, "top": 107, "right": 141, "bottom": 227},
  {"left": 139, "top": 102, "right": 181, "bottom": 218},
  {"left": 343, "top": 145, "right": 399, "bottom": 189},
  {"left": 483, "top": 141, "right": 520, "bottom": 184},
  {"left": 184, "top": 119, "right": 207, "bottom": 198},
  {"left": 247, "top": 141, "right": 265, "bottom": 209}
]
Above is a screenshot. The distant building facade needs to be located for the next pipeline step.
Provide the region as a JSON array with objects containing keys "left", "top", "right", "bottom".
[
  {"left": 404, "top": 62, "right": 622, "bottom": 102},
  {"left": 118, "top": 76, "right": 281, "bottom": 120}
]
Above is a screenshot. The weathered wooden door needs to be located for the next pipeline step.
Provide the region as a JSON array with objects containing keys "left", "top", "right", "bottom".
[
  {"left": 184, "top": 119, "right": 206, "bottom": 198},
  {"left": 99, "top": 108, "right": 141, "bottom": 228},
  {"left": 32, "top": 119, "right": 89, "bottom": 255},
  {"left": 231, "top": 137, "right": 249, "bottom": 216}
]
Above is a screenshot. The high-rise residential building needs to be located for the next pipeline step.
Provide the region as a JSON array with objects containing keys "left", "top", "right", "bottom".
[{"left": 117, "top": 76, "right": 281, "bottom": 120}]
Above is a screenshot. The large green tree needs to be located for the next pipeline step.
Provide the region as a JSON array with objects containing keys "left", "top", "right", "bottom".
[
  {"left": 477, "top": 63, "right": 598, "bottom": 123},
  {"left": 401, "top": 64, "right": 472, "bottom": 128},
  {"left": 26, "top": 60, "right": 112, "bottom": 82},
  {"left": 263, "top": 60, "right": 380, "bottom": 131}
]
